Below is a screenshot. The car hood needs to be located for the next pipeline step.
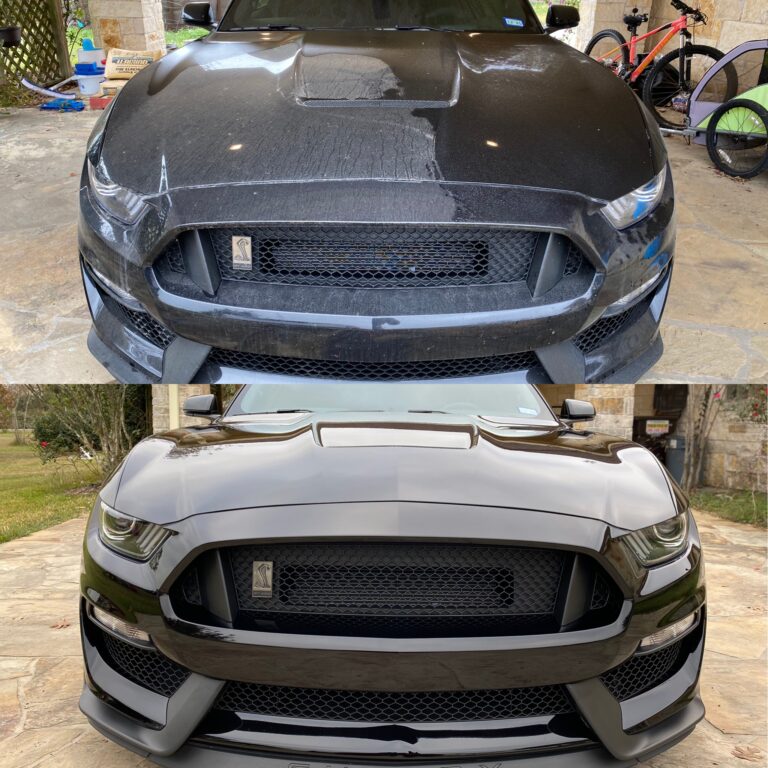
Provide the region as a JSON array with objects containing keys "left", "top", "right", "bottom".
[
  {"left": 103, "top": 413, "right": 679, "bottom": 531},
  {"left": 99, "top": 31, "right": 659, "bottom": 202}
]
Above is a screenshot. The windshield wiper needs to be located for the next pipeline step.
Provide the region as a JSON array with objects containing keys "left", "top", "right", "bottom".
[
  {"left": 391, "top": 25, "right": 455, "bottom": 31},
  {"left": 228, "top": 24, "right": 305, "bottom": 31}
]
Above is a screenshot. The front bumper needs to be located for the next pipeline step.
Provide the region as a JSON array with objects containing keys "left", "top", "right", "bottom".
[
  {"left": 79, "top": 177, "right": 674, "bottom": 384},
  {"left": 79, "top": 503, "right": 705, "bottom": 766}
]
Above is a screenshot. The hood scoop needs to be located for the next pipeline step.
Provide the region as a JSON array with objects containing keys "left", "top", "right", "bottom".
[
  {"left": 316, "top": 421, "right": 476, "bottom": 449},
  {"left": 294, "top": 44, "right": 460, "bottom": 107}
]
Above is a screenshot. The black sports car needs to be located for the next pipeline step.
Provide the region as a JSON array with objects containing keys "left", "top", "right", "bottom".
[
  {"left": 79, "top": 0, "right": 674, "bottom": 384},
  {"left": 79, "top": 383, "right": 705, "bottom": 767}
]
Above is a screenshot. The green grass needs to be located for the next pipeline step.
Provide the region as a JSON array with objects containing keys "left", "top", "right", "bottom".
[
  {"left": 690, "top": 487, "right": 768, "bottom": 528},
  {"left": 531, "top": 2, "right": 548, "bottom": 23},
  {"left": 0, "top": 432, "right": 100, "bottom": 544}
]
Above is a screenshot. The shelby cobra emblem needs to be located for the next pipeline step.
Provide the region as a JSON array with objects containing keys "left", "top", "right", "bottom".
[{"left": 252, "top": 561, "right": 273, "bottom": 597}]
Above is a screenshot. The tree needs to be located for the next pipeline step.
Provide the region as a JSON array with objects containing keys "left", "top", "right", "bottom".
[
  {"left": 0, "top": 386, "right": 15, "bottom": 430},
  {"left": 25, "top": 385, "right": 147, "bottom": 476},
  {"left": 681, "top": 385, "right": 725, "bottom": 492}
]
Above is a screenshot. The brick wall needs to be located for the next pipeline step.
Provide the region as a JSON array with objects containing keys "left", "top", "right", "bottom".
[
  {"left": 677, "top": 404, "right": 767, "bottom": 491},
  {"left": 89, "top": 0, "right": 166, "bottom": 52}
]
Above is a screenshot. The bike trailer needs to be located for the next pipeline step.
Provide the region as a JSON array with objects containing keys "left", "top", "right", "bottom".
[{"left": 689, "top": 39, "right": 768, "bottom": 142}]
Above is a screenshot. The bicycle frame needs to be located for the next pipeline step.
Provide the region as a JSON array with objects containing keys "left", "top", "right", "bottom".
[{"left": 596, "top": 13, "right": 692, "bottom": 82}]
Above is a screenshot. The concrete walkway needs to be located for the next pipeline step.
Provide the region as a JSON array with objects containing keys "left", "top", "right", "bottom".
[
  {"left": 0, "top": 511, "right": 765, "bottom": 767},
  {"left": 0, "top": 108, "right": 766, "bottom": 383}
]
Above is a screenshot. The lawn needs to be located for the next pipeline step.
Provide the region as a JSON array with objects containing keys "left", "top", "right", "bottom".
[
  {"left": 691, "top": 487, "right": 768, "bottom": 528},
  {"left": 531, "top": 2, "right": 549, "bottom": 23},
  {"left": 0, "top": 431, "right": 100, "bottom": 544}
]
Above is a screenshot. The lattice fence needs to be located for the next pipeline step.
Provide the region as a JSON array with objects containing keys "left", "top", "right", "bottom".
[{"left": 0, "top": 0, "right": 70, "bottom": 86}]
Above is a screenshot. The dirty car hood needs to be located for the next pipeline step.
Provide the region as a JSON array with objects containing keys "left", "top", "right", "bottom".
[
  {"left": 99, "top": 31, "right": 658, "bottom": 202},
  {"left": 104, "top": 414, "right": 678, "bottom": 531}
]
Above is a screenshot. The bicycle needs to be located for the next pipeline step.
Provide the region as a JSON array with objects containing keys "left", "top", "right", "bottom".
[{"left": 585, "top": 0, "right": 728, "bottom": 130}]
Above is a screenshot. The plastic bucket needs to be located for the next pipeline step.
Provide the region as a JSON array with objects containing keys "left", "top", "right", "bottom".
[
  {"left": 77, "top": 74, "right": 105, "bottom": 96},
  {"left": 78, "top": 48, "right": 105, "bottom": 66}
]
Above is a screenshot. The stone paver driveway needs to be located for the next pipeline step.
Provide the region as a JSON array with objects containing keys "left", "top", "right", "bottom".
[{"left": 0, "top": 511, "right": 765, "bottom": 767}]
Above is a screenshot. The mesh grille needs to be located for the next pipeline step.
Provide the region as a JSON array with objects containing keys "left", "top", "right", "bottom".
[
  {"left": 208, "top": 348, "right": 539, "bottom": 380},
  {"left": 102, "top": 632, "right": 189, "bottom": 697},
  {"left": 225, "top": 542, "right": 566, "bottom": 637},
  {"left": 563, "top": 241, "right": 584, "bottom": 277},
  {"left": 573, "top": 309, "right": 633, "bottom": 355},
  {"left": 590, "top": 572, "right": 613, "bottom": 611},
  {"left": 216, "top": 681, "right": 574, "bottom": 722},
  {"left": 601, "top": 641, "right": 682, "bottom": 701},
  {"left": 114, "top": 304, "right": 175, "bottom": 349},
  {"left": 174, "top": 226, "right": 549, "bottom": 289}
]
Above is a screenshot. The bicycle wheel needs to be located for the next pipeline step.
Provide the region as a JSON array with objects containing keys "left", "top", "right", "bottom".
[
  {"left": 706, "top": 99, "right": 768, "bottom": 179},
  {"left": 642, "top": 44, "right": 726, "bottom": 130},
  {"left": 585, "top": 29, "right": 630, "bottom": 75}
]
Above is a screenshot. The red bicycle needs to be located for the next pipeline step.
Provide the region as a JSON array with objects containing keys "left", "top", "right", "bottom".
[{"left": 585, "top": 0, "right": 728, "bottom": 130}]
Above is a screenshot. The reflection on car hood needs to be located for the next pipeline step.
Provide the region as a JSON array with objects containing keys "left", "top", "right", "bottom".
[
  {"left": 104, "top": 413, "right": 677, "bottom": 530},
  {"left": 99, "top": 31, "right": 657, "bottom": 201}
]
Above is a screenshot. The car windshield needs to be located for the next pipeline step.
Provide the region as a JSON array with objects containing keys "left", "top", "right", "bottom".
[
  {"left": 220, "top": 0, "right": 541, "bottom": 33},
  {"left": 225, "top": 383, "right": 557, "bottom": 424}
]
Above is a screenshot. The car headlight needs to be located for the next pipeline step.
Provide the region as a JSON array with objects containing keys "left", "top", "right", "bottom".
[
  {"left": 602, "top": 166, "right": 667, "bottom": 229},
  {"left": 87, "top": 160, "right": 147, "bottom": 224},
  {"left": 621, "top": 509, "right": 689, "bottom": 566},
  {"left": 98, "top": 501, "right": 172, "bottom": 560}
]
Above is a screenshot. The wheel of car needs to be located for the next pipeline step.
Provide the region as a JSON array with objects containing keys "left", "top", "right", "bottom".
[
  {"left": 706, "top": 99, "right": 768, "bottom": 179},
  {"left": 642, "top": 45, "right": 731, "bottom": 130},
  {"left": 585, "top": 29, "right": 630, "bottom": 74}
]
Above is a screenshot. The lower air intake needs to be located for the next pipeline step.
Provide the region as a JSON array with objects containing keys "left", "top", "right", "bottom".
[{"left": 215, "top": 681, "right": 575, "bottom": 722}]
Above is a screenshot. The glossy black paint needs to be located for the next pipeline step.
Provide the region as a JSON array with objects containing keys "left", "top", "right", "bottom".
[
  {"left": 100, "top": 412, "right": 684, "bottom": 529},
  {"left": 80, "top": 404, "right": 705, "bottom": 765},
  {"left": 79, "top": 24, "right": 675, "bottom": 384}
]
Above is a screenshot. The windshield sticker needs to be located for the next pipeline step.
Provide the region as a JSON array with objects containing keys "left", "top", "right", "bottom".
[
  {"left": 518, "top": 407, "right": 538, "bottom": 415},
  {"left": 504, "top": 17, "right": 525, "bottom": 27}
]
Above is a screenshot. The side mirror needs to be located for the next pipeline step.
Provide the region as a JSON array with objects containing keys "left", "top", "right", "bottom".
[
  {"left": 182, "top": 2, "right": 215, "bottom": 28},
  {"left": 545, "top": 5, "right": 580, "bottom": 33},
  {"left": 183, "top": 394, "right": 220, "bottom": 420},
  {"left": 560, "top": 399, "right": 596, "bottom": 424}
]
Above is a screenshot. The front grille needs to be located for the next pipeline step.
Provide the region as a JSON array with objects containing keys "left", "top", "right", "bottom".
[
  {"left": 208, "top": 348, "right": 540, "bottom": 380},
  {"left": 101, "top": 632, "right": 189, "bottom": 697},
  {"left": 164, "top": 226, "right": 578, "bottom": 290},
  {"left": 223, "top": 542, "right": 567, "bottom": 637},
  {"left": 215, "top": 681, "right": 574, "bottom": 722},
  {"left": 601, "top": 641, "right": 682, "bottom": 700}
]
